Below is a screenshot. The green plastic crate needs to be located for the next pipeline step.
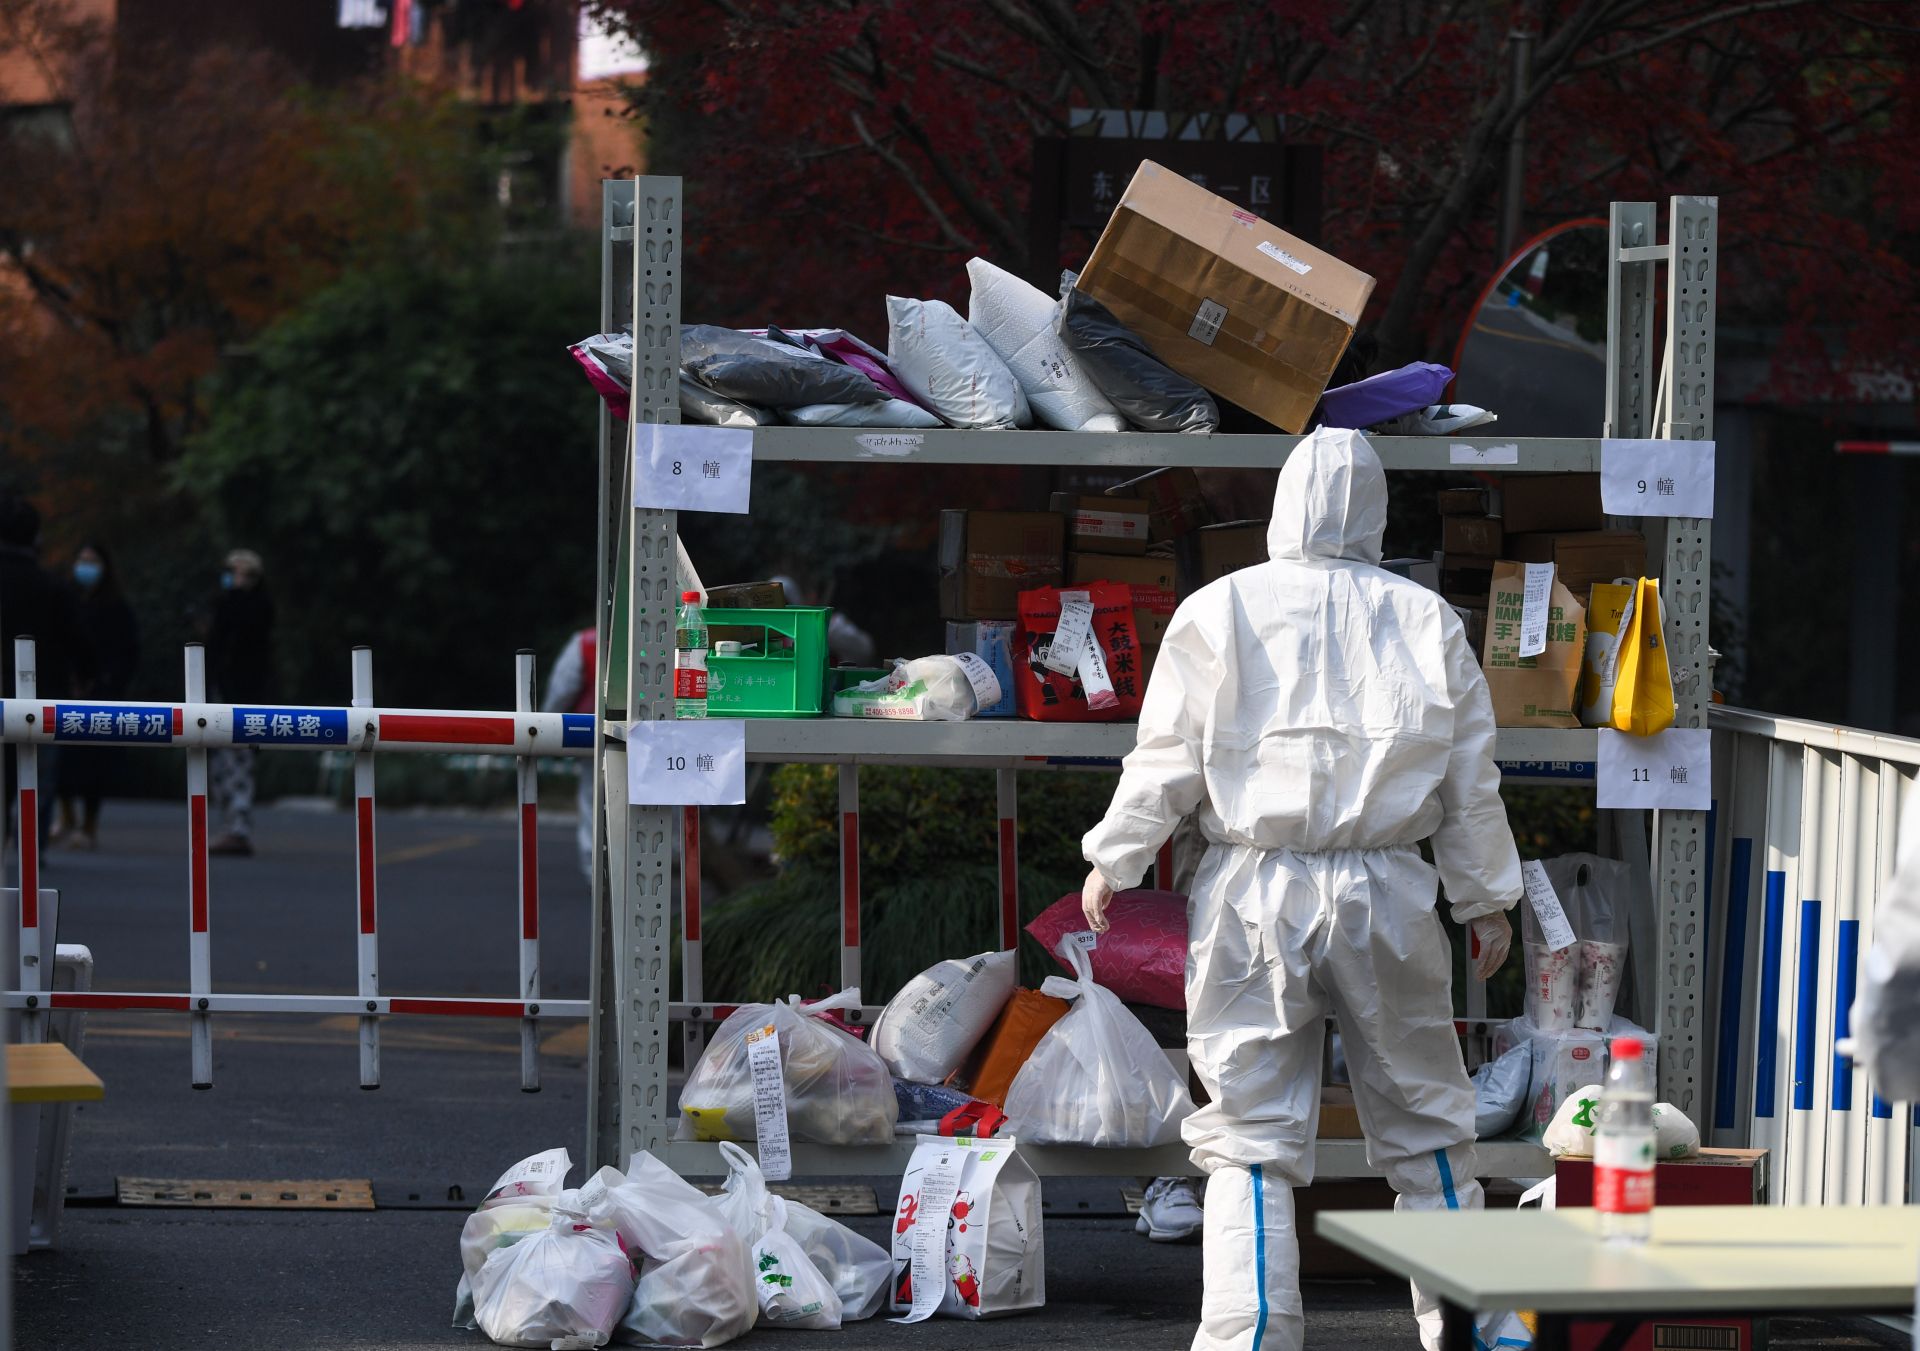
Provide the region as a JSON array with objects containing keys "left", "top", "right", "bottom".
[{"left": 704, "top": 607, "right": 831, "bottom": 718}]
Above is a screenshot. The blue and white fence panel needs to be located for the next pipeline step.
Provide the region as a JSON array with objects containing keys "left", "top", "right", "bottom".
[
  {"left": 1705, "top": 707, "right": 1919, "bottom": 1204},
  {"left": 2, "top": 638, "right": 597, "bottom": 1091}
]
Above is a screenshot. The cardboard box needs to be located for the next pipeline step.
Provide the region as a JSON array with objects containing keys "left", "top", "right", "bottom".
[
  {"left": 1439, "top": 556, "right": 1496, "bottom": 609},
  {"left": 1075, "top": 161, "right": 1376, "bottom": 433},
  {"left": 1483, "top": 560, "right": 1587, "bottom": 728},
  {"left": 1500, "top": 473, "right": 1604, "bottom": 534},
  {"left": 1175, "top": 521, "right": 1269, "bottom": 597},
  {"left": 938, "top": 510, "right": 1065, "bottom": 620},
  {"left": 704, "top": 581, "right": 789, "bottom": 609},
  {"left": 1051, "top": 492, "right": 1151, "bottom": 556},
  {"left": 1555, "top": 1148, "right": 1763, "bottom": 1351},
  {"left": 1107, "top": 466, "right": 1215, "bottom": 543},
  {"left": 1438, "top": 486, "right": 1499, "bottom": 517},
  {"left": 1382, "top": 558, "right": 1441, "bottom": 591},
  {"left": 1441, "top": 516, "right": 1504, "bottom": 559},
  {"left": 1451, "top": 605, "right": 1488, "bottom": 663},
  {"left": 945, "top": 620, "right": 1017, "bottom": 719},
  {"left": 1505, "top": 530, "right": 1648, "bottom": 601},
  {"left": 1069, "top": 552, "right": 1177, "bottom": 644}
]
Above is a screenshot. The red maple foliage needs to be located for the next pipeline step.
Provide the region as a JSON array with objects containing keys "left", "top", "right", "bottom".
[{"left": 594, "top": 0, "right": 1917, "bottom": 391}]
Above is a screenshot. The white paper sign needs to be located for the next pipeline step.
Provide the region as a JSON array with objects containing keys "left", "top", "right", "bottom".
[
  {"left": 1602, "top": 439, "right": 1714, "bottom": 519},
  {"left": 634, "top": 425, "right": 753, "bottom": 514},
  {"left": 626, "top": 719, "right": 747, "bottom": 806},
  {"left": 855, "top": 432, "right": 923, "bottom": 458},
  {"left": 1450, "top": 442, "right": 1520, "bottom": 466},
  {"left": 892, "top": 1146, "right": 964, "bottom": 1324},
  {"left": 1520, "top": 563, "right": 1556, "bottom": 659},
  {"left": 1596, "top": 726, "right": 1711, "bottom": 811},
  {"left": 1519, "top": 860, "right": 1578, "bottom": 952},
  {"left": 1044, "top": 594, "right": 1096, "bottom": 676},
  {"left": 745, "top": 1025, "right": 792, "bottom": 1182}
]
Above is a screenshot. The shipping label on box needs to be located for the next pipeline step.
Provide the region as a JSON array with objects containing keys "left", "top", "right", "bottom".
[
  {"left": 946, "top": 621, "right": 1017, "bottom": 719},
  {"left": 1483, "top": 561, "right": 1586, "bottom": 728},
  {"left": 1077, "top": 161, "right": 1375, "bottom": 433},
  {"left": 1051, "top": 493, "right": 1150, "bottom": 555}
]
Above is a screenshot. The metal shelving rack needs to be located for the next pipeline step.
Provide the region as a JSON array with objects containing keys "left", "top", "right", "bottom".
[{"left": 587, "top": 177, "right": 1717, "bottom": 1183}]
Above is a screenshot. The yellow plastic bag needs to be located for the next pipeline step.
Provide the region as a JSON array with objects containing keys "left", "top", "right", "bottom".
[
  {"left": 1608, "top": 578, "right": 1675, "bottom": 736},
  {"left": 1579, "top": 582, "right": 1635, "bottom": 728}
]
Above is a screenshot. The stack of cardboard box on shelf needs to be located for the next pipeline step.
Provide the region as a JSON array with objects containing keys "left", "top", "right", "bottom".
[{"left": 940, "top": 466, "right": 1275, "bottom": 720}]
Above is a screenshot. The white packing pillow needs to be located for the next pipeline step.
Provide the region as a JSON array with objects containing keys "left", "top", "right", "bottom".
[
  {"left": 886, "top": 296, "right": 1032, "bottom": 429},
  {"left": 872, "top": 949, "right": 1016, "bottom": 1083},
  {"left": 967, "top": 257, "right": 1126, "bottom": 432}
]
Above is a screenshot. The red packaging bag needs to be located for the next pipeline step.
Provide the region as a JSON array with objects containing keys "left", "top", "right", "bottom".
[
  {"left": 1027, "top": 889, "right": 1188, "bottom": 1010},
  {"left": 1014, "top": 582, "right": 1146, "bottom": 721}
]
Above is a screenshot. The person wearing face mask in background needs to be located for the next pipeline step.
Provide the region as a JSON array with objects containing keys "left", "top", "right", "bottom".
[
  {"left": 51, "top": 543, "right": 139, "bottom": 850},
  {"left": 205, "top": 549, "right": 274, "bottom": 857}
]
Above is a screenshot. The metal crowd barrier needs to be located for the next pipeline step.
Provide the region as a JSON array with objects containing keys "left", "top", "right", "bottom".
[
  {"left": 2, "top": 637, "right": 594, "bottom": 1090},
  {"left": 1706, "top": 705, "right": 1920, "bottom": 1203}
]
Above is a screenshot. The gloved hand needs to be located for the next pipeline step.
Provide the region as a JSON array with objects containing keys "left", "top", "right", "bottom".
[
  {"left": 1469, "top": 912, "right": 1513, "bottom": 981},
  {"left": 1081, "top": 867, "right": 1115, "bottom": 934}
]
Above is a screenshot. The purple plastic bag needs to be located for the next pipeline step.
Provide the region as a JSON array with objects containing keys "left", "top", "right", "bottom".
[{"left": 1319, "top": 361, "right": 1453, "bottom": 429}]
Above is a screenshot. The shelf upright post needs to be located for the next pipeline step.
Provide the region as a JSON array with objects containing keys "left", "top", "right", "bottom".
[
  {"left": 587, "top": 177, "right": 636, "bottom": 1171},
  {"left": 593, "top": 175, "right": 684, "bottom": 1171},
  {"left": 1652, "top": 197, "right": 1718, "bottom": 1119}
]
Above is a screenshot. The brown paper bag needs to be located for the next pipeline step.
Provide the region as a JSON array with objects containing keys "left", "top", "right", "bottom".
[{"left": 1483, "top": 561, "right": 1587, "bottom": 728}]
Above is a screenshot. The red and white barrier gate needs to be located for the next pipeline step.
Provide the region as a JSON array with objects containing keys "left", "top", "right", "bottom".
[{"left": 2, "top": 638, "right": 596, "bottom": 1089}]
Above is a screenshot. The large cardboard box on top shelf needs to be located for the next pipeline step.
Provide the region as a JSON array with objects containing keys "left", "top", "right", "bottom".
[
  {"left": 1505, "top": 530, "right": 1648, "bottom": 602},
  {"left": 1175, "top": 521, "right": 1269, "bottom": 598},
  {"left": 938, "top": 510, "right": 1065, "bottom": 621},
  {"left": 1051, "top": 492, "right": 1151, "bottom": 556},
  {"left": 1075, "top": 161, "right": 1376, "bottom": 433},
  {"left": 1107, "top": 466, "right": 1215, "bottom": 543}
]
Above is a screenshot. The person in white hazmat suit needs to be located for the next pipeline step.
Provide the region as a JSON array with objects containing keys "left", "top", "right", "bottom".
[{"left": 1081, "top": 427, "right": 1529, "bottom": 1351}]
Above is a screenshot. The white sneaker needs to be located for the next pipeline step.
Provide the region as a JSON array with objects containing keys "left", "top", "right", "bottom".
[{"left": 1134, "top": 1176, "right": 1203, "bottom": 1242}]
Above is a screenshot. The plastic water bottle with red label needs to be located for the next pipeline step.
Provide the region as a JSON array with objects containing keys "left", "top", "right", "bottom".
[
  {"left": 1594, "top": 1035, "right": 1655, "bottom": 1242},
  {"left": 675, "top": 591, "right": 709, "bottom": 719}
]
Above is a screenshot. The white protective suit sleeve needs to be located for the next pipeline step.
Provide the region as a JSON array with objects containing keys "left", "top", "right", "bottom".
[
  {"left": 1429, "top": 611, "right": 1524, "bottom": 923},
  {"left": 1856, "top": 794, "right": 1920, "bottom": 1102},
  {"left": 1081, "top": 607, "right": 1219, "bottom": 891}
]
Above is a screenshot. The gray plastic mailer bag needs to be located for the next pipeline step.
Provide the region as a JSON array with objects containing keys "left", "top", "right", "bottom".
[
  {"left": 683, "top": 325, "right": 885, "bottom": 409},
  {"left": 1056, "top": 284, "right": 1219, "bottom": 434}
]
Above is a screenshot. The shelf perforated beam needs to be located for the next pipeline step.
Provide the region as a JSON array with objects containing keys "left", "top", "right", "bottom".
[{"left": 744, "top": 427, "right": 1603, "bottom": 472}]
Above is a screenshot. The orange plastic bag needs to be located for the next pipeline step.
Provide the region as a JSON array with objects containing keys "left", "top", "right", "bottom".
[{"left": 951, "top": 988, "right": 1071, "bottom": 1107}]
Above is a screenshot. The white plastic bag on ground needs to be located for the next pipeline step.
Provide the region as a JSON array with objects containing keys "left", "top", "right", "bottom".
[
  {"left": 1001, "top": 938, "right": 1194, "bottom": 1147},
  {"left": 471, "top": 1197, "right": 636, "bottom": 1350},
  {"left": 890, "top": 1134, "right": 1045, "bottom": 1320},
  {"left": 751, "top": 1197, "right": 845, "bottom": 1329},
  {"left": 707, "top": 1141, "right": 892, "bottom": 1322},
  {"left": 455, "top": 1148, "right": 578, "bottom": 1328},
  {"left": 678, "top": 989, "right": 897, "bottom": 1145},
  {"left": 886, "top": 296, "right": 1031, "bottom": 429},
  {"left": 967, "top": 258, "right": 1125, "bottom": 432},
  {"left": 575, "top": 1156, "right": 755, "bottom": 1348},
  {"left": 873, "top": 949, "right": 1016, "bottom": 1084}
]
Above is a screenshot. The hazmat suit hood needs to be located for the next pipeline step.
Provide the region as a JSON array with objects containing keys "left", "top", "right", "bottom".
[{"left": 1266, "top": 428, "right": 1388, "bottom": 566}]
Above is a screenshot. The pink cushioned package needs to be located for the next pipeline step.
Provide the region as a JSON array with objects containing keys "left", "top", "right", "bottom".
[{"left": 1026, "top": 889, "right": 1188, "bottom": 1010}]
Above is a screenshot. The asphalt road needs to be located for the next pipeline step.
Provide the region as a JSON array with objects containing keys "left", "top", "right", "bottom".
[
  {"left": 1454, "top": 300, "right": 1607, "bottom": 438},
  {"left": 8, "top": 802, "right": 1907, "bottom": 1350}
]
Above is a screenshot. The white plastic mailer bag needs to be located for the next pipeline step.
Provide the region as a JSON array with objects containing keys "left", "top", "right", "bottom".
[
  {"left": 872, "top": 949, "right": 1016, "bottom": 1085},
  {"left": 886, "top": 296, "right": 1032, "bottom": 429},
  {"left": 1542, "top": 1082, "right": 1604, "bottom": 1157},
  {"left": 706, "top": 1141, "right": 891, "bottom": 1322},
  {"left": 455, "top": 1148, "right": 577, "bottom": 1328},
  {"left": 1001, "top": 938, "right": 1194, "bottom": 1147},
  {"left": 572, "top": 1156, "right": 755, "bottom": 1349},
  {"left": 678, "top": 989, "right": 897, "bottom": 1146},
  {"left": 751, "top": 1197, "right": 846, "bottom": 1329},
  {"left": 471, "top": 1199, "right": 636, "bottom": 1350},
  {"left": 783, "top": 398, "right": 943, "bottom": 429},
  {"left": 1471, "top": 1041, "right": 1532, "bottom": 1140},
  {"left": 1652, "top": 1102, "right": 1701, "bottom": 1160},
  {"left": 890, "top": 1135, "right": 1044, "bottom": 1321},
  {"left": 966, "top": 258, "right": 1125, "bottom": 432}
]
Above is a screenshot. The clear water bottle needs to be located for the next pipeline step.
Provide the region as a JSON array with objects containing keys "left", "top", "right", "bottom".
[
  {"left": 1595, "top": 1035, "right": 1655, "bottom": 1243},
  {"left": 674, "top": 590, "right": 708, "bottom": 719}
]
